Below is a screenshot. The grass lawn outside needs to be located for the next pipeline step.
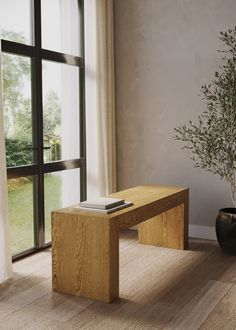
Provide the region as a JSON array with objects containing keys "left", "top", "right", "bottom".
[{"left": 8, "top": 174, "right": 61, "bottom": 255}]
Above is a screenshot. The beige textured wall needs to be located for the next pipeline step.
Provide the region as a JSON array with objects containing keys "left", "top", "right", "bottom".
[{"left": 114, "top": 0, "right": 236, "bottom": 226}]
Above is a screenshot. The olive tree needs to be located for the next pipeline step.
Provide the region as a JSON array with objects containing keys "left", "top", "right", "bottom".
[{"left": 174, "top": 27, "right": 236, "bottom": 207}]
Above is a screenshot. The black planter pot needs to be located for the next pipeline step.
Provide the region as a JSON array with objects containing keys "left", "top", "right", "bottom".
[{"left": 216, "top": 208, "right": 236, "bottom": 255}]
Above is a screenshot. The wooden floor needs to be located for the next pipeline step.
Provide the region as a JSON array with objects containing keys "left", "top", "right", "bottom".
[{"left": 1, "top": 230, "right": 236, "bottom": 330}]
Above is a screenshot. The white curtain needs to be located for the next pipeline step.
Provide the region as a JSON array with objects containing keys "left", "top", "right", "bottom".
[
  {"left": 59, "top": 0, "right": 80, "bottom": 205},
  {"left": 85, "top": 0, "right": 117, "bottom": 198},
  {"left": 0, "top": 43, "right": 13, "bottom": 283}
]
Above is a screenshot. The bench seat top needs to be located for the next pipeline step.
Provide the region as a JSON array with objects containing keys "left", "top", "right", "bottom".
[{"left": 53, "top": 185, "right": 189, "bottom": 229}]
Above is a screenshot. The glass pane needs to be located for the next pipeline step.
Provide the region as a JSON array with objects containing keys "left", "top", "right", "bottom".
[
  {"left": 8, "top": 176, "right": 35, "bottom": 255},
  {"left": 2, "top": 53, "right": 33, "bottom": 167},
  {"left": 41, "top": 0, "right": 81, "bottom": 56},
  {"left": 42, "top": 60, "right": 80, "bottom": 162},
  {"left": 0, "top": 0, "right": 32, "bottom": 45},
  {"left": 44, "top": 169, "right": 80, "bottom": 242}
]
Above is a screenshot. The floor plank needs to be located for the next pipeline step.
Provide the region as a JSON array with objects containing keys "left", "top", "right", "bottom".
[
  {"left": 164, "top": 280, "right": 232, "bottom": 330},
  {"left": 0, "top": 230, "right": 236, "bottom": 330},
  {"left": 200, "top": 284, "right": 236, "bottom": 330}
]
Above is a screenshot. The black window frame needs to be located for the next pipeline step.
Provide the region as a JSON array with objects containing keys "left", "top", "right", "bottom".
[{"left": 1, "top": 0, "right": 86, "bottom": 261}]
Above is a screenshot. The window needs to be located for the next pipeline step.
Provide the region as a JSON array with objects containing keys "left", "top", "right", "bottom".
[{"left": 1, "top": 0, "right": 86, "bottom": 259}]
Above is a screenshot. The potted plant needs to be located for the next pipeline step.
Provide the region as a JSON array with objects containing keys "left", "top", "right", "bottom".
[{"left": 174, "top": 27, "right": 236, "bottom": 255}]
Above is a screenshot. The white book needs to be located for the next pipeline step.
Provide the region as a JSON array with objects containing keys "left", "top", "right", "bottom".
[
  {"left": 79, "top": 197, "right": 125, "bottom": 210},
  {"left": 75, "top": 201, "right": 133, "bottom": 214}
]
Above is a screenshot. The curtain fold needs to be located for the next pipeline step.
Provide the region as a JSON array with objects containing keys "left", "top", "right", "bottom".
[
  {"left": 85, "top": 0, "right": 117, "bottom": 198},
  {"left": 0, "top": 43, "right": 13, "bottom": 283}
]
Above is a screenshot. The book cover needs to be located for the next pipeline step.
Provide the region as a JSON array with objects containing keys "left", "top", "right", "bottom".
[
  {"left": 75, "top": 201, "right": 133, "bottom": 214},
  {"left": 79, "top": 197, "right": 125, "bottom": 210}
]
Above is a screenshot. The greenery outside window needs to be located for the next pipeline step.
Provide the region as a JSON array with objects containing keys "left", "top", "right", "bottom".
[{"left": 0, "top": 0, "right": 86, "bottom": 259}]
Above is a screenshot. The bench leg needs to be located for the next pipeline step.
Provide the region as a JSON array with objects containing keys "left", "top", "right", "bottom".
[
  {"left": 138, "top": 202, "right": 188, "bottom": 250},
  {"left": 52, "top": 213, "right": 119, "bottom": 303}
]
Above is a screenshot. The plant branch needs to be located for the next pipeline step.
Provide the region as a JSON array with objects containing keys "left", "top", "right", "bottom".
[{"left": 174, "top": 26, "right": 236, "bottom": 207}]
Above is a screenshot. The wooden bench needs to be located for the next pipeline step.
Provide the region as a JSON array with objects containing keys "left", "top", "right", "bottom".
[{"left": 52, "top": 185, "right": 189, "bottom": 303}]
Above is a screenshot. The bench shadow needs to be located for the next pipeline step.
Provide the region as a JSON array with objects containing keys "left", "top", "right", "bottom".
[
  {"left": 2, "top": 232, "right": 236, "bottom": 328},
  {"left": 73, "top": 237, "right": 236, "bottom": 327}
]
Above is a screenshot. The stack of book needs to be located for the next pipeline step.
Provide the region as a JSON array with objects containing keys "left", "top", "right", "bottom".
[{"left": 75, "top": 197, "right": 133, "bottom": 214}]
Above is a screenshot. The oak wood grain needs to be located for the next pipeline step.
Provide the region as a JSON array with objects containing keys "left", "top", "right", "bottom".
[
  {"left": 138, "top": 204, "right": 185, "bottom": 249},
  {"left": 52, "top": 185, "right": 189, "bottom": 302},
  {"left": 56, "top": 185, "right": 189, "bottom": 231},
  {"left": 52, "top": 213, "right": 119, "bottom": 303}
]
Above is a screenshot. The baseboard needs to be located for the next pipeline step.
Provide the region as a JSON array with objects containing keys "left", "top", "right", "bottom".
[
  {"left": 189, "top": 224, "right": 216, "bottom": 241},
  {"left": 132, "top": 224, "right": 217, "bottom": 241}
]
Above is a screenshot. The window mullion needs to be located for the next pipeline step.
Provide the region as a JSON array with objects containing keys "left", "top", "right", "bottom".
[{"left": 33, "top": 0, "right": 45, "bottom": 248}]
